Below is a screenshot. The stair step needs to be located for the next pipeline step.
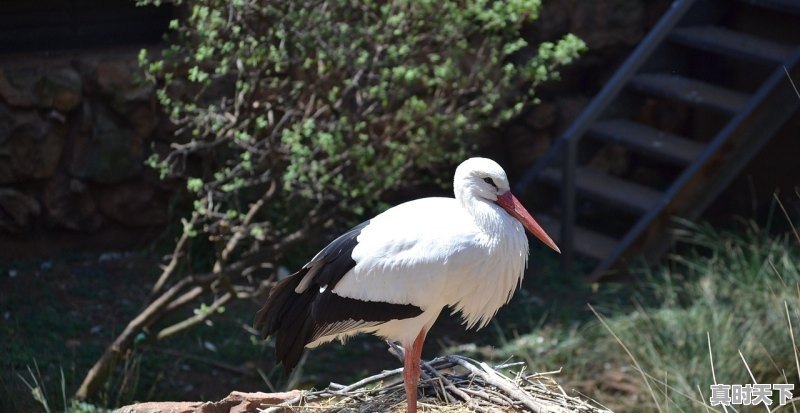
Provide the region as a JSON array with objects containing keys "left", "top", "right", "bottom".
[
  {"left": 736, "top": 0, "right": 800, "bottom": 14},
  {"left": 540, "top": 167, "right": 662, "bottom": 214},
  {"left": 589, "top": 119, "right": 704, "bottom": 165},
  {"left": 670, "top": 26, "right": 794, "bottom": 64},
  {"left": 533, "top": 214, "right": 618, "bottom": 261},
  {"left": 629, "top": 73, "right": 750, "bottom": 115}
]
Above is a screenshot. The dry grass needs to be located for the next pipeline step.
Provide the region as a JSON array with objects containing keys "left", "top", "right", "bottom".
[
  {"left": 260, "top": 354, "right": 612, "bottom": 413},
  {"left": 491, "top": 216, "right": 800, "bottom": 412}
]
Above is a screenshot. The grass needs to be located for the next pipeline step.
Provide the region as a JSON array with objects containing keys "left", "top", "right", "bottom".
[
  {"left": 14, "top": 360, "right": 108, "bottom": 413},
  {"left": 0, "top": 251, "right": 272, "bottom": 412},
  {"left": 6, "top": 215, "right": 799, "bottom": 412},
  {"left": 488, "top": 219, "right": 800, "bottom": 412}
]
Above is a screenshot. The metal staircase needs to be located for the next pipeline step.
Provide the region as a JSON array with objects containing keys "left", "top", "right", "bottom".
[{"left": 515, "top": 0, "right": 800, "bottom": 280}]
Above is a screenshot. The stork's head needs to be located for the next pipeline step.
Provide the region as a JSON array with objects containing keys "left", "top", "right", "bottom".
[{"left": 454, "top": 157, "right": 560, "bottom": 253}]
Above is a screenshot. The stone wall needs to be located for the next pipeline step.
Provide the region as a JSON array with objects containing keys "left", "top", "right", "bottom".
[
  {"left": 0, "top": 1, "right": 671, "bottom": 260},
  {"left": 0, "top": 48, "right": 176, "bottom": 260}
]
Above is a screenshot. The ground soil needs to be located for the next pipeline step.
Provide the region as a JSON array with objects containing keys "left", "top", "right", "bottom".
[{"left": 0, "top": 244, "right": 576, "bottom": 412}]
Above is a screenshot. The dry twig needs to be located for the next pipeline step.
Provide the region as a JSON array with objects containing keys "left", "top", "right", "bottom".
[{"left": 259, "top": 353, "right": 613, "bottom": 413}]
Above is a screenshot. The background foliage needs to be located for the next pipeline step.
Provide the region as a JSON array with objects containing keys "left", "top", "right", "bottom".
[
  {"left": 75, "top": 0, "right": 585, "bottom": 400},
  {"left": 142, "top": 0, "right": 585, "bottom": 238}
]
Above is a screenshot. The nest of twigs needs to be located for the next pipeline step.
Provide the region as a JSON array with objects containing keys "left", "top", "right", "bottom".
[{"left": 261, "top": 344, "right": 612, "bottom": 413}]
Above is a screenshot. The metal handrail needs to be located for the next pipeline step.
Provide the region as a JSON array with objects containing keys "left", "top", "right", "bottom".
[
  {"left": 588, "top": 47, "right": 800, "bottom": 280},
  {"left": 514, "top": 0, "right": 697, "bottom": 269}
]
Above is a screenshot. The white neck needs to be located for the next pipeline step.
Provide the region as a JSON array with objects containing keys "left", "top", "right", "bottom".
[
  {"left": 459, "top": 193, "right": 504, "bottom": 235},
  {"left": 450, "top": 179, "right": 530, "bottom": 330}
]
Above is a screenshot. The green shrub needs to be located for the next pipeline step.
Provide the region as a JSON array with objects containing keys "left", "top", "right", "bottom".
[
  {"left": 140, "top": 0, "right": 585, "bottom": 237},
  {"left": 77, "top": 0, "right": 584, "bottom": 400}
]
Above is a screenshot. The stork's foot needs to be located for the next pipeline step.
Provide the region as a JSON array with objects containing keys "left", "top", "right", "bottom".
[
  {"left": 402, "top": 342, "right": 421, "bottom": 413},
  {"left": 402, "top": 329, "right": 427, "bottom": 413},
  {"left": 403, "top": 366, "right": 419, "bottom": 413}
]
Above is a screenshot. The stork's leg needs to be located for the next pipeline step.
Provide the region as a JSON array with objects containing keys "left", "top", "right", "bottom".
[{"left": 402, "top": 329, "right": 427, "bottom": 413}]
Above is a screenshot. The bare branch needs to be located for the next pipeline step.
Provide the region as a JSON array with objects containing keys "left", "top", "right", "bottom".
[
  {"left": 152, "top": 213, "right": 199, "bottom": 296},
  {"left": 157, "top": 293, "right": 234, "bottom": 340}
]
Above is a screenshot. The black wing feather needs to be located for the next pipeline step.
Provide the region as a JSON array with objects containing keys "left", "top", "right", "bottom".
[{"left": 254, "top": 219, "right": 423, "bottom": 372}]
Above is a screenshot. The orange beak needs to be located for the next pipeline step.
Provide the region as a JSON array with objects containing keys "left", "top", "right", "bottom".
[{"left": 496, "top": 191, "right": 560, "bottom": 253}]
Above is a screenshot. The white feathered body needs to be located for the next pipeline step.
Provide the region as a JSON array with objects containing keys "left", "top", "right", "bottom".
[
  {"left": 256, "top": 157, "right": 556, "bottom": 373},
  {"left": 309, "top": 196, "right": 529, "bottom": 347}
]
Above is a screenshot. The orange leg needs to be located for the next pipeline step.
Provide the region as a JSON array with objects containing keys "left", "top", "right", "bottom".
[{"left": 403, "top": 329, "right": 427, "bottom": 413}]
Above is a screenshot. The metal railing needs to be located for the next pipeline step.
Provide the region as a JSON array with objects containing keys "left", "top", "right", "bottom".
[
  {"left": 588, "top": 47, "right": 800, "bottom": 280},
  {"left": 514, "top": 0, "right": 697, "bottom": 271}
]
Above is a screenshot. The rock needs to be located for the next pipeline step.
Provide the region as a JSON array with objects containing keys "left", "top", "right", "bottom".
[
  {"left": 0, "top": 189, "right": 40, "bottom": 233},
  {"left": 113, "top": 402, "right": 200, "bottom": 413},
  {"left": 114, "top": 85, "right": 158, "bottom": 139},
  {"left": 0, "top": 68, "right": 39, "bottom": 108},
  {"left": 202, "top": 391, "right": 301, "bottom": 413},
  {"left": 152, "top": 114, "right": 179, "bottom": 142},
  {"left": 537, "top": 0, "right": 647, "bottom": 51},
  {"left": 68, "top": 102, "right": 143, "bottom": 183},
  {"left": 505, "top": 125, "right": 552, "bottom": 173},
  {"left": 43, "top": 174, "right": 102, "bottom": 231},
  {"left": 588, "top": 143, "right": 629, "bottom": 175},
  {"left": 632, "top": 165, "right": 666, "bottom": 188},
  {"left": 128, "top": 104, "right": 159, "bottom": 139},
  {"left": 0, "top": 106, "right": 65, "bottom": 183},
  {"left": 0, "top": 103, "right": 15, "bottom": 145},
  {"left": 573, "top": 1, "right": 646, "bottom": 50},
  {"left": 528, "top": 130, "right": 553, "bottom": 161},
  {"left": 524, "top": 103, "right": 557, "bottom": 130},
  {"left": 635, "top": 99, "right": 690, "bottom": 135},
  {"left": 96, "top": 60, "right": 133, "bottom": 94},
  {"left": 555, "top": 95, "right": 589, "bottom": 130},
  {"left": 113, "top": 391, "right": 301, "bottom": 413},
  {"left": 36, "top": 67, "right": 82, "bottom": 112},
  {"left": 1, "top": 66, "right": 82, "bottom": 112},
  {"left": 96, "top": 59, "right": 158, "bottom": 139},
  {"left": 97, "top": 182, "right": 169, "bottom": 227}
]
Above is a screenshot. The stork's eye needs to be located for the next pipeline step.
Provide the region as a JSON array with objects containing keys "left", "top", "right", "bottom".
[{"left": 483, "top": 177, "right": 498, "bottom": 189}]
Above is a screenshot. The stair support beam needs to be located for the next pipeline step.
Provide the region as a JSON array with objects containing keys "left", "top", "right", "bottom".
[
  {"left": 561, "top": 138, "right": 577, "bottom": 272},
  {"left": 514, "top": 0, "right": 698, "bottom": 194},
  {"left": 588, "top": 48, "right": 800, "bottom": 281}
]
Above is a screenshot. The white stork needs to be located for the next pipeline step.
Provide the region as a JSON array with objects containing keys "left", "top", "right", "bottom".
[{"left": 255, "top": 157, "right": 560, "bottom": 413}]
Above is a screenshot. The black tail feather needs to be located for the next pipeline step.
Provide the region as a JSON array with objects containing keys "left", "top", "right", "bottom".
[
  {"left": 254, "top": 269, "right": 314, "bottom": 372},
  {"left": 253, "top": 231, "right": 425, "bottom": 374},
  {"left": 274, "top": 288, "right": 314, "bottom": 370}
]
